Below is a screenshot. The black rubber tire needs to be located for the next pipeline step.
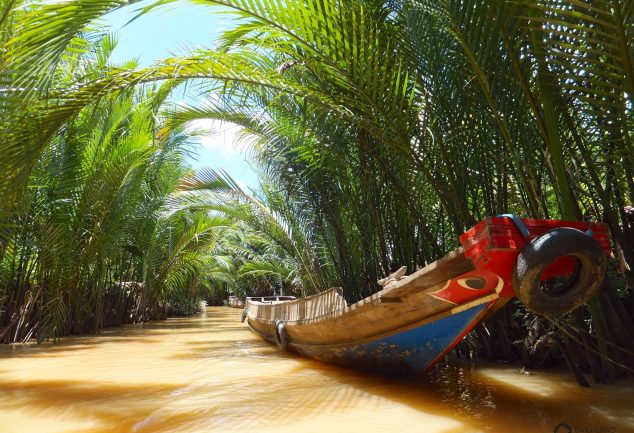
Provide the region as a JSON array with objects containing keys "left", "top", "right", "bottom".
[
  {"left": 512, "top": 227, "right": 607, "bottom": 316},
  {"left": 273, "top": 319, "right": 289, "bottom": 350},
  {"left": 240, "top": 308, "right": 247, "bottom": 323}
]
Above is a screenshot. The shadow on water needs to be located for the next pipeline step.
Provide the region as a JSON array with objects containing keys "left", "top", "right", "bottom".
[
  {"left": 304, "top": 344, "right": 634, "bottom": 431},
  {"left": 0, "top": 378, "right": 208, "bottom": 433},
  {"left": 0, "top": 307, "right": 632, "bottom": 433},
  {"left": 204, "top": 309, "right": 634, "bottom": 433},
  {"left": 0, "top": 311, "right": 244, "bottom": 359},
  {"left": 193, "top": 309, "right": 634, "bottom": 432},
  {"left": 144, "top": 308, "right": 632, "bottom": 433}
]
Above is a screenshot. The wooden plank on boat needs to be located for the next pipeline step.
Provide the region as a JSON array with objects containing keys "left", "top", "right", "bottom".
[{"left": 380, "top": 247, "right": 474, "bottom": 299}]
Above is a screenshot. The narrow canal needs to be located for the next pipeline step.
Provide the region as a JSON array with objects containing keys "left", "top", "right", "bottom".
[{"left": 0, "top": 307, "right": 632, "bottom": 433}]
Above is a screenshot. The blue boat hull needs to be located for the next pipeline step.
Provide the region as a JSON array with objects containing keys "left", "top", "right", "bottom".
[{"left": 288, "top": 302, "right": 492, "bottom": 377}]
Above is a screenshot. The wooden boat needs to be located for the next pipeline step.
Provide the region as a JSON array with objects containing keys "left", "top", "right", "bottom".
[
  {"left": 246, "top": 296, "right": 297, "bottom": 303},
  {"left": 242, "top": 217, "right": 610, "bottom": 377},
  {"left": 228, "top": 295, "right": 245, "bottom": 309}
]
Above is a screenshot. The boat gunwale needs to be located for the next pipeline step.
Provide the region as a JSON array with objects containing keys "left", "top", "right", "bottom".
[
  {"left": 245, "top": 247, "right": 472, "bottom": 326},
  {"left": 246, "top": 295, "right": 298, "bottom": 305}
]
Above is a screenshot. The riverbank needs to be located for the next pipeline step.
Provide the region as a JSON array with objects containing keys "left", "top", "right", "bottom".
[{"left": 0, "top": 307, "right": 632, "bottom": 433}]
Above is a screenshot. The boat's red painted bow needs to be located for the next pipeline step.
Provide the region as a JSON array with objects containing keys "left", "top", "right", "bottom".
[{"left": 459, "top": 217, "right": 611, "bottom": 298}]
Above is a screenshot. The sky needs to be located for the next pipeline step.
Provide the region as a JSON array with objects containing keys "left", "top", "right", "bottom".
[{"left": 103, "top": 1, "right": 260, "bottom": 191}]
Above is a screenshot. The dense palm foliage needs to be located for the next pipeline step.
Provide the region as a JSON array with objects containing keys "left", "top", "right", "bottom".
[
  {"left": 1, "top": 0, "right": 633, "bottom": 382},
  {"left": 0, "top": 33, "right": 234, "bottom": 341}
]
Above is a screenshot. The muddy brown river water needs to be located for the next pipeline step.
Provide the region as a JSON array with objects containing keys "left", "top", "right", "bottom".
[{"left": 0, "top": 307, "right": 632, "bottom": 433}]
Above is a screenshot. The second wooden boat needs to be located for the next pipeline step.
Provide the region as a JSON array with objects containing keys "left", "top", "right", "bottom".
[
  {"left": 242, "top": 216, "right": 610, "bottom": 377},
  {"left": 228, "top": 295, "right": 245, "bottom": 309}
]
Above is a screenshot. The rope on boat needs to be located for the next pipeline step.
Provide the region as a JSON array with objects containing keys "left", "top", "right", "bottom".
[
  {"left": 498, "top": 214, "right": 531, "bottom": 238},
  {"left": 498, "top": 213, "right": 594, "bottom": 238}
]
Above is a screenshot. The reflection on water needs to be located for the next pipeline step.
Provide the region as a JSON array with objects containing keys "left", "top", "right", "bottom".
[{"left": 0, "top": 307, "right": 632, "bottom": 433}]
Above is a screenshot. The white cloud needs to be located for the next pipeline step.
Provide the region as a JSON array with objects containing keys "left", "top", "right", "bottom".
[{"left": 185, "top": 118, "right": 246, "bottom": 156}]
